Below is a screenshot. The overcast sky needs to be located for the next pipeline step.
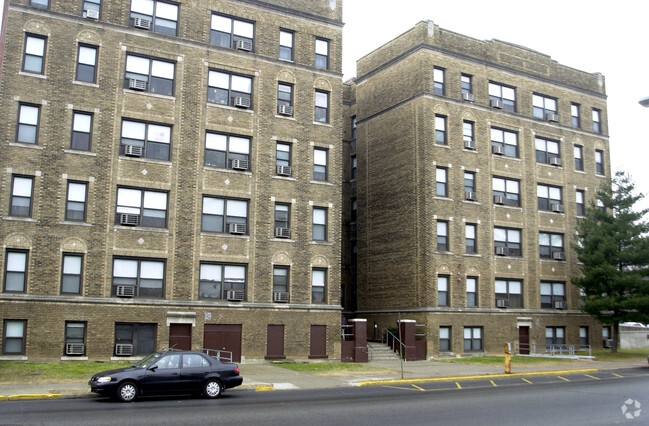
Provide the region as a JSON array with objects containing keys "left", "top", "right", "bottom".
[{"left": 343, "top": 0, "right": 649, "bottom": 211}]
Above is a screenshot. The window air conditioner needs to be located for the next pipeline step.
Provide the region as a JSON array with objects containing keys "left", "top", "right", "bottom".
[
  {"left": 546, "top": 113, "right": 560, "bottom": 122},
  {"left": 231, "top": 159, "right": 249, "bottom": 170},
  {"left": 490, "top": 99, "right": 503, "bottom": 109},
  {"left": 235, "top": 40, "right": 253, "bottom": 51},
  {"left": 603, "top": 339, "right": 613, "bottom": 348},
  {"left": 492, "top": 145, "right": 505, "bottom": 155},
  {"left": 495, "top": 246, "right": 508, "bottom": 256},
  {"left": 273, "top": 291, "right": 289, "bottom": 303},
  {"left": 119, "top": 213, "right": 140, "bottom": 226},
  {"left": 278, "top": 105, "right": 294, "bottom": 116},
  {"left": 276, "top": 165, "right": 292, "bottom": 176},
  {"left": 462, "top": 92, "right": 475, "bottom": 102},
  {"left": 116, "top": 285, "right": 136, "bottom": 297},
  {"left": 554, "top": 300, "right": 567, "bottom": 309},
  {"left": 275, "top": 227, "right": 291, "bottom": 238},
  {"left": 124, "top": 144, "right": 143, "bottom": 157},
  {"left": 551, "top": 203, "right": 565, "bottom": 213},
  {"left": 464, "top": 139, "right": 476, "bottom": 150},
  {"left": 66, "top": 343, "right": 85, "bottom": 355},
  {"left": 226, "top": 290, "right": 245, "bottom": 301},
  {"left": 228, "top": 223, "right": 247, "bottom": 234},
  {"left": 85, "top": 9, "right": 99, "bottom": 19},
  {"left": 465, "top": 191, "right": 477, "bottom": 201},
  {"left": 552, "top": 251, "right": 566, "bottom": 261},
  {"left": 133, "top": 18, "right": 152, "bottom": 30},
  {"left": 496, "top": 299, "right": 509, "bottom": 308},
  {"left": 234, "top": 96, "right": 251, "bottom": 108},
  {"left": 128, "top": 78, "right": 147, "bottom": 91},
  {"left": 549, "top": 157, "right": 562, "bottom": 166},
  {"left": 115, "top": 343, "right": 134, "bottom": 356},
  {"left": 493, "top": 195, "right": 506, "bottom": 205}
]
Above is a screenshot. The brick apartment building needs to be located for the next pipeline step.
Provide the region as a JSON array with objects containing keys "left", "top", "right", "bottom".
[
  {"left": 342, "top": 21, "right": 611, "bottom": 356},
  {"left": 0, "top": 0, "right": 343, "bottom": 361}
]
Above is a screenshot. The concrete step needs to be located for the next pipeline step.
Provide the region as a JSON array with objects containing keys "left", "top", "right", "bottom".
[{"left": 367, "top": 342, "right": 401, "bottom": 361}]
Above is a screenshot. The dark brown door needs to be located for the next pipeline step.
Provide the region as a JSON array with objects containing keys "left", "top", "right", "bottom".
[
  {"left": 203, "top": 324, "right": 242, "bottom": 362},
  {"left": 169, "top": 323, "right": 192, "bottom": 350},
  {"left": 519, "top": 326, "right": 530, "bottom": 354},
  {"left": 266, "top": 325, "right": 285, "bottom": 360},
  {"left": 309, "top": 325, "right": 327, "bottom": 359}
]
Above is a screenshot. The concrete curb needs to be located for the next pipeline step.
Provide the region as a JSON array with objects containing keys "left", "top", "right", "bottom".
[{"left": 0, "top": 394, "right": 63, "bottom": 401}]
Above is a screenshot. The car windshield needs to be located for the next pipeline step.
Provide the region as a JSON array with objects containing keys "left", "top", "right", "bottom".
[{"left": 133, "top": 353, "right": 163, "bottom": 368}]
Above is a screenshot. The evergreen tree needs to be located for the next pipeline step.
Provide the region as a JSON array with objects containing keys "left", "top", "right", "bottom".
[{"left": 572, "top": 171, "right": 649, "bottom": 352}]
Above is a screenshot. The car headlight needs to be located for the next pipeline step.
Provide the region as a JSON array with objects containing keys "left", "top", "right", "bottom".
[{"left": 97, "top": 377, "right": 112, "bottom": 383}]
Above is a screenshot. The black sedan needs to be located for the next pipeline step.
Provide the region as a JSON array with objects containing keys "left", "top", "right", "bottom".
[{"left": 89, "top": 350, "right": 243, "bottom": 402}]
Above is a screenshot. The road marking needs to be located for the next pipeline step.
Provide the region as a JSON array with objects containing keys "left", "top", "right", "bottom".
[
  {"left": 490, "top": 380, "right": 498, "bottom": 387},
  {"left": 522, "top": 378, "right": 533, "bottom": 384},
  {"left": 411, "top": 384, "right": 425, "bottom": 391},
  {"left": 612, "top": 373, "right": 624, "bottom": 378},
  {"left": 557, "top": 376, "right": 570, "bottom": 382},
  {"left": 455, "top": 382, "right": 462, "bottom": 389},
  {"left": 584, "top": 374, "right": 600, "bottom": 380}
]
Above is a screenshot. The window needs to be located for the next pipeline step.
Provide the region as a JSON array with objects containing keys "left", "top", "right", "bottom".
[
  {"left": 433, "top": 67, "right": 445, "bottom": 95},
  {"left": 83, "top": 0, "right": 101, "bottom": 18},
  {"left": 314, "top": 148, "right": 328, "bottom": 181},
  {"left": 208, "top": 70, "right": 253, "bottom": 107},
  {"left": 535, "top": 137, "right": 561, "bottom": 165},
  {"left": 464, "top": 327, "right": 482, "bottom": 352},
  {"left": 539, "top": 232, "right": 564, "bottom": 259},
  {"left": 351, "top": 155, "right": 357, "bottom": 179},
  {"left": 315, "top": 90, "right": 329, "bottom": 123},
  {"left": 495, "top": 279, "right": 523, "bottom": 308},
  {"left": 597, "top": 199, "right": 606, "bottom": 213},
  {"left": 464, "top": 172, "right": 476, "bottom": 200},
  {"left": 277, "top": 83, "right": 293, "bottom": 116},
  {"left": 115, "top": 323, "right": 156, "bottom": 356},
  {"left": 61, "top": 254, "right": 83, "bottom": 294},
  {"left": 579, "top": 326, "right": 589, "bottom": 346},
  {"left": 130, "top": 0, "right": 179, "bottom": 36},
  {"left": 112, "top": 257, "right": 165, "bottom": 298},
  {"left": 438, "top": 275, "right": 449, "bottom": 306},
  {"left": 574, "top": 145, "right": 584, "bottom": 171},
  {"left": 537, "top": 184, "right": 563, "bottom": 212},
  {"left": 488, "top": 82, "right": 516, "bottom": 112},
  {"left": 76, "top": 44, "right": 97, "bottom": 83},
  {"left": 3, "top": 320, "right": 26, "bottom": 355},
  {"left": 465, "top": 224, "right": 477, "bottom": 254},
  {"left": 541, "top": 281, "right": 566, "bottom": 308},
  {"left": 437, "top": 221, "right": 449, "bottom": 252},
  {"left": 602, "top": 326, "right": 611, "bottom": 341},
  {"left": 116, "top": 187, "right": 168, "bottom": 228},
  {"left": 64, "top": 322, "right": 86, "bottom": 356},
  {"left": 279, "top": 29, "right": 293, "bottom": 61},
  {"left": 121, "top": 119, "right": 172, "bottom": 161},
  {"left": 201, "top": 196, "right": 248, "bottom": 234},
  {"left": 23, "top": 34, "right": 46, "bottom": 74},
  {"left": 211, "top": 13, "right": 254, "bottom": 50},
  {"left": 276, "top": 142, "right": 292, "bottom": 174},
  {"left": 571, "top": 103, "right": 580, "bottom": 128},
  {"left": 204, "top": 132, "right": 250, "bottom": 170},
  {"left": 313, "top": 207, "right": 328, "bottom": 241},
  {"left": 315, "top": 38, "right": 329, "bottom": 69},
  {"left": 351, "top": 116, "right": 357, "bottom": 139},
  {"left": 595, "top": 150, "right": 605, "bottom": 175},
  {"left": 492, "top": 177, "right": 520, "bottom": 207},
  {"left": 545, "top": 327, "right": 565, "bottom": 346},
  {"left": 125, "top": 54, "right": 175, "bottom": 96},
  {"left": 274, "top": 204, "right": 290, "bottom": 237},
  {"left": 273, "top": 266, "right": 289, "bottom": 300},
  {"left": 4, "top": 250, "right": 28, "bottom": 293},
  {"left": 199, "top": 263, "right": 246, "bottom": 300},
  {"left": 592, "top": 109, "right": 602, "bottom": 133},
  {"left": 439, "top": 327, "right": 451, "bottom": 352},
  {"left": 435, "top": 115, "right": 447, "bottom": 145},
  {"left": 467, "top": 277, "right": 478, "bottom": 307},
  {"left": 350, "top": 198, "right": 357, "bottom": 222},
  {"left": 490, "top": 128, "right": 518, "bottom": 158},
  {"left": 436, "top": 167, "right": 448, "bottom": 197},
  {"left": 494, "top": 227, "right": 522, "bottom": 256},
  {"left": 576, "top": 190, "right": 585, "bottom": 216},
  {"left": 66, "top": 181, "right": 88, "bottom": 221},
  {"left": 312, "top": 268, "right": 327, "bottom": 303},
  {"left": 463, "top": 121, "right": 474, "bottom": 147},
  {"left": 30, "top": 0, "right": 49, "bottom": 8},
  {"left": 71, "top": 111, "right": 93, "bottom": 151},
  {"left": 17, "top": 103, "right": 40, "bottom": 144},
  {"left": 533, "top": 94, "right": 558, "bottom": 120},
  {"left": 10, "top": 175, "right": 34, "bottom": 217},
  {"left": 461, "top": 74, "right": 472, "bottom": 95}
]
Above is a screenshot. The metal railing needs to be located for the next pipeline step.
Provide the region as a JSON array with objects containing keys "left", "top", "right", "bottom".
[
  {"left": 383, "top": 328, "right": 405, "bottom": 358},
  {"left": 341, "top": 324, "right": 354, "bottom": 341},
  {"left": 529, "top": 344, "right": 591, "bottom": 357},
  {"left": 201, "top": 348, "right": 233, "bottom": 363}
]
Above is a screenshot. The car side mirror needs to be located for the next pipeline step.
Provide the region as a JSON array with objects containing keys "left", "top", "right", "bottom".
[{"left": 148, "top": 365, "right": 158, "bottom": 371}]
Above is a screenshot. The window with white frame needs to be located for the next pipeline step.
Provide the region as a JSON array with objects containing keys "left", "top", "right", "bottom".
[
  {"left": 66, "top": 181, "right": 88, "bottom": 221},
  {"left": 463, "top": 121, "right": 474, "bottom": 146},
  {"left": 592, "top": 109, "right": 602, "bottom": 133},
  {"left": 273, "top": 266, "right": 289, "bottom": 299},
  {"left": 204, "top": 132, "right": 250, "bottom": 170},
  {"left": 76, "top": 44, "right": 97, "bottom": 83},
  {"left": 435, "top": 115, "right": 447, "bottom": 145},
  {"left": 275, "top": 204, "right": 290, "bottom": 236},
  {"left": 464, "top": 172, "right": 476, "bottom": 198},
  {"left": 488, "top": 82, "right": 516, "bottom": 112},
  {"left": 580, "top": 326, "right": 589, "bottom": 346},
  {"left": 490, "top": 128, "right": 518, "bottom": 158},
  {"left": 23, "top": 34, "right": 46, "bottom": 74},
  {"left": 17, "top": 104, "right": 40, "bottom": 144},
  {"left": 30, "top": 0, "right": 49, "bottom": 8},
  {"left": 571, "top": 103, "right": 580, "bottom": 128},
  {"left": 121, "top": 119, "right": 172, "bottom": 161},
  {"left": 71, "top": 111, "right": 93, "bottom": 151},
  {"left": 315, "top": 90, "right": 329, "bottom": 123},
  {"left": 595, "top": 150, "right": 605, "bottom": 175},
  {"left": 313, "top": 207, "right": 328, "bottom": 241},
  {"left": 541, "top": 281, "right": 566, "bottom": 308},
  {"left": 546, "top": 327, "right": 565, "bottom": 345},
  {"left": 199, "top": 263, "right": 246, "bottom": 300},
  {"left": 116, "top": 187, "right": 168, "bottom": 228},
  {"left": 125, "top": 54, "right": 175, "bottom": 95},
  {"left": 465, "top": 224, "right": 477, "bottom": 254},
  {"left": 464, "top": 327, "right": 482, "bottom": 352},
  {"left": 64, "top": 322, "right": 86, "bottom": 356},
  {"left": 201, "top": 196, "right": 248, "bottom": 234},
  {"left": 539, "top": 232, "right": 564, "bottom": 259},
  {"left": 537, "top": 184, "right": 563, "bottom": 211},
  {"left": 576, "top": 190, "right": 585, "bottom": 216},
  {"left": 61, "top": 254, "right": 83, "bottom": 294},
  {"left": 492, "top": 176, "right": 520, "bottom": 207},
  {"left": 494, "top": 227, "right": 522, "bottom": 256},
  {"left": 4, "top": 250, "right": 28, "bottom": 293},
  {"left": 314, "top": 148, "right": 328, "bottom": 181},
  {"left": 437, "top": 221, "right": 449, "bottom": 252},
  {"left": 533, "top": 94, "right": 558, "bottom": 120},
  {"left": 535, "top": 137, "right": 561, "bottom": 165},
  {"left": 3, "top": 320, "right": 27, "bottom": 355},
  {"left": 276, "top": 142, "right": 291, "bottom": 173},
  {"left": 130, "top": 0, "right": 179, "bottom": 36},
  {"left": 438, "top": 275, "right": 449, "bottom": 306},
  {"left": 208, "top": 70, "right": 253, "bottom": 107},
  {"left": 312, "top": 268, "right": 327, "bottom": 303},
  {"left": 315, "top": 38, "right": 329, "bottom": 69},
  {"left": 467, "top": 277, "right": 478, "bottom": 307},
  {"left": 574, "top": 145, "right": 584, "bottom": 171},
  {"left": 211, "top": 13, "right": 254, "bottom": 50},
  {"left": 83, "top": 0, "right": 101, "bottom": 18},
  {"left": 439, "top": 326, "right": 451, "bottom": 352},
  {"left": 461, "top": 74, "right": 472, "bottom": 95},
  {"left": 279, "top": 29, "right": 294, "bottom": 61},
  {"left": 434, "top": 67, "right": 445, "bottom": 95},
  {"left": 112, "top": 257, "right": 165, "bottom": 298},
  {"left": 10, "top": 175, "right": 34, "bottom": 217},
  {"left": 436, "top": 167, "right": 448, "bottom": 197},
  {"left": 495, "top": 279, "right": 523, "bottom": 308},
  {"left": 277, "top": 83, "right": 293, "bottom": 116}
]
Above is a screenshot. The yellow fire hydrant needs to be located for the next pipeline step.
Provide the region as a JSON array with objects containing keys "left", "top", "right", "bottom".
[{"left": 504, "top": 343, "right": 512, "bottom": 374}]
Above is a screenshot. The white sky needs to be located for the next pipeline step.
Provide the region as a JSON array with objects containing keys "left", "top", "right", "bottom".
[{"left": 343, "top": 0, "right": 649, "bottom": 212}]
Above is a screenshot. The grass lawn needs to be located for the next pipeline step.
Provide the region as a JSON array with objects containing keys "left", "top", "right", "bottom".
[
  {"left": 0, "top": 361, "right": 131, "bottom": 385},
  {"left": 274, "top": 362, "right": 397, "bottom": 376}
]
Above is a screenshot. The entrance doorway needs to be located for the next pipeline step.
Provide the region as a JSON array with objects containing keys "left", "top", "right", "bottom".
[
  {"left": 204, "top": 324, "right": 242, "bottom": 362},
  {"left": 169, "top": 323, "right": 191, "bottom": 350},
  {"left": 519, "top": 326, "right": 530, "bottom": 354}
]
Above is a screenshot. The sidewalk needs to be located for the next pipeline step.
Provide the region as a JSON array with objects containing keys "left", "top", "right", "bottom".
[{"left": 1, "top": 358, "right": 647, "bottom": 401}]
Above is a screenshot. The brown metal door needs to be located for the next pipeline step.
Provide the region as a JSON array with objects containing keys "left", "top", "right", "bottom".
[
  {"left": 266, "top": 325, "right": 285, "bottom": 360},
  {"left": 519, "top": 326, "right": 530, "bottom": 354},
  {"left": 309, "top": 325, "right": 327, "bottom": 359},
  {"left": 203, "top": 324, "right": 242, "bottom": 362},
  {"left": 169, "top": 323, "right": 192, "bottom": 350}
]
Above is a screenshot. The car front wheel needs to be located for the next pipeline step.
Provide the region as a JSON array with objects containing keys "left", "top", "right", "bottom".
[
  {"left": 204, "top": 379, "right": 223, "bottom": 398},
  {"left": 117, "top": 381, "right": 138, "bottom": 402}
]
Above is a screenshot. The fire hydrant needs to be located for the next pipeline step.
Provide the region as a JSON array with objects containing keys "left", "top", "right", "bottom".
[{"left": 504, "top": 343, "right": 512, "bottom": 374}]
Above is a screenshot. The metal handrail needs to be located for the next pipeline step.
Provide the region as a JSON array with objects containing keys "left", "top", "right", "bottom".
[
  {"left": 201, "top": 348, "right": 233, "bottom": 363},
  {"left": 529, "top": 343, "right": 591, "bottom": 357},
  {"left": 341, "top": 324, "right": 354, "bottom": 341},
  {"left": 382, "top": 328, "right": 405, "bottom": 358}
]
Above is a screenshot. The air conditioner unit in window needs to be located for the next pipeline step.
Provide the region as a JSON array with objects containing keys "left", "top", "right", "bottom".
[
  {"left": 492, "top": 145, "right": 505, "bottom": 155},
  {"left": 603, "top": 339, "right": 613, "bottom": 348},
  {"left": 234, "top": 96, "right": 251, "bottom": 108},
  {"left": 546, "top": 113, "right": 560, "bottom": 122},
  {"left": 133, "top": 18, "right": 152, "bottom": 30},
  {"left": 551, "top": 203, "right": 565, "bottom": 213},
  {"left": 464, "top": 139, "right": 476, "bottom": 150},
  {"left": 276, "top": 165, "right": 292, "bottom": 176},
  {"left": 273, "top": 291, "right": 289, "bottom": 303},
  {"left": 228, "top": 223, "right": 247, "bottom": 234},
  {"left": 85, "top": 9, "right": 99, "bottom": 19},
  {"left": 115, "top": 343, "right": 134, "bottom": 356},
  {"left": 119, "top": 213, "right": 140, "bottom": 226},
  {"left": 495, "top": 246, "right": 508, "bottom": 256},
  {"left": 235, "top": 40, "right": 253, "bottom": 51},
  {"left": 465, "top": 191, "right": 477, "bottom": 201},
  {"left": 549, "top": 157, "right": 562, "bottom": 166},
  {"left": 496, "top": 299, "right": 509, "bottom": 308},
  {"left": 275, "top": 227, "right": 291, "bottom": 238},
  {"left": 552, "top": 251, "right": 566, "bottom": 261},
  {"left": 116, "top": 285, "right": 136, "bottom": 297},
  {"left": 226, "top": 290, "right": 245, "bottom": 301},
  {"left": 554, "top": 300, "right": 567, "bottom": 309},
  {"left": 124, "top": 144, "right": 144, "bottom": 157},
  {"left": 462, "top": 92, "right": 475, "bottom": 102},
  {"left": 65, "top": 343, "right": 85, "bottom": 355},
  {"left": 231, "top": 159, "right": 249, "bottom": 170},
  {"left": 490, "top": 99, "right": 504, "bottom": 109},
  {"left": 128, "top": 78, "right": 147, "bottom": 91},
  {"left": 278, "top": 105, "right": 294, "bottom": 116},
  {"left": 493, "top": 195, "right": 506, "bottom": 205}
]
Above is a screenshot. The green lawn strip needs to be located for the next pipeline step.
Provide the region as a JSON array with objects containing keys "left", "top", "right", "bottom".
[
  {"left": 591, "top": 348, "right": 649, "bottom": 362},
  {"left": 0, "top": 361, "right": 131, "bottom": 385},
  {"left": 273, "top": 362, "right": 395, "bottom": 376}
]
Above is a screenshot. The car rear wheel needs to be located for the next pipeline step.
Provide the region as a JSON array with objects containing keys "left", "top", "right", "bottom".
[
  {"left": 117, "top": 381, "right": 138, "bottom": 402},
  {"left": 204, "top": 379, "right": 223, "bottom": 398}
]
